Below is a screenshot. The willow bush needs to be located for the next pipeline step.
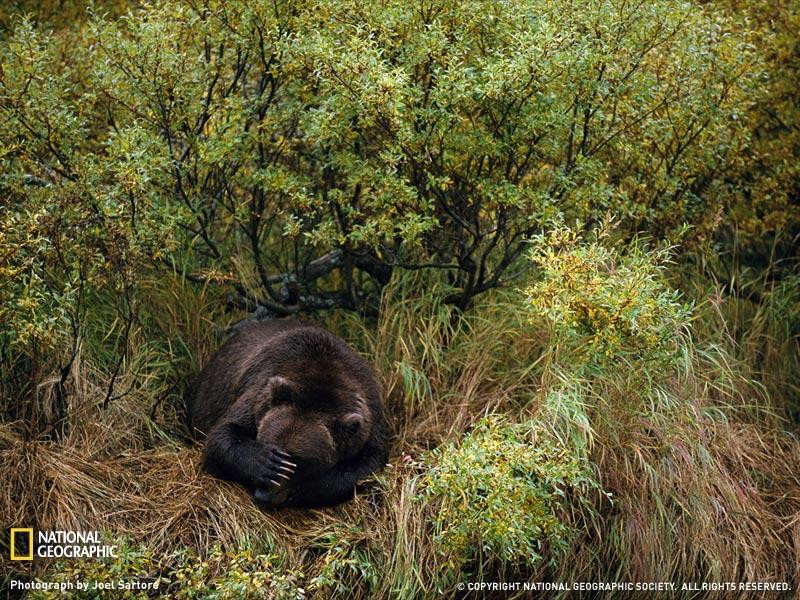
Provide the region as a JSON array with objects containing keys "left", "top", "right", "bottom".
[
  {"left": 1, "top": 0, "right": 761, "bottom": 333},
  {"left": 419, "top": 416, "right": 598, "bottom": 588}
]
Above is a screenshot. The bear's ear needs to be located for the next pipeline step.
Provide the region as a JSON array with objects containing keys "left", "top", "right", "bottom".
[
  {"left": 338, "top": 412, "right": 365, "bottom": 437},
  {"left": 267, "top": 376, "right": 295, "bottom": 405}
]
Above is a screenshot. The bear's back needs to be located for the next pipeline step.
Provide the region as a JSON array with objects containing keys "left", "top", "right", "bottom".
[{"left": 185, "top": 320, "right": 377, "bottom": 436}]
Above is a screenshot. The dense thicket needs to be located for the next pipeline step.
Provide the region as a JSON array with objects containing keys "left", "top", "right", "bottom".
[{"left": 2, "top": 0, "right": 794, "bottom": 324}]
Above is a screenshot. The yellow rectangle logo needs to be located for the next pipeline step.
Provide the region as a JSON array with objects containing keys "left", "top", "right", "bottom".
[{"left": 10, "top": 528, "right": 33, "bottom": 560}]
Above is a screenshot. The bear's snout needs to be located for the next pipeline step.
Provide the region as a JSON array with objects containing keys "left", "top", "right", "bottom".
[{"left": 257, "top": 408, "right": 337, "bottom": 472}]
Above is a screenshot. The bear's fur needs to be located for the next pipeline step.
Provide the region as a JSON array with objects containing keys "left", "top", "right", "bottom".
[{"left": 186, "top": 319, "right": 388, "bottom": 508}]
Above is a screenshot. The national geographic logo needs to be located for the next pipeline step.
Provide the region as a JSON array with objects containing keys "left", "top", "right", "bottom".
[
  {"left": 10, "top": 528, "right": 33, "bottom": 560},
  {"left": 8, "top": 528, "right": 118, "bottom": 560}
]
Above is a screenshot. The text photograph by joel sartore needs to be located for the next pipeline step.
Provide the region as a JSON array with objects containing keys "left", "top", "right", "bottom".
[{"left": 0, "top": 0, "right": 798, "bottom": 598}]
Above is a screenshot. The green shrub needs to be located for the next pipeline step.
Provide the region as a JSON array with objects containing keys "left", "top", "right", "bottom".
[
  {"left": 167, "top": 547, "right": 305, "bottom": 600},
  {"left": 418, "top": 416, "right": 599, "bottom": 584},
  {"left": 306, "top": 531, "right": 378, "bottom": 598},
  {"left": 30, "top": 542, "right": 306, "bottom": 600},
  {"left": 1, "top": 0, "right": 762, "bottom": 327},
  {"left": 523, "top": 223, "right": 695, "bottom": 450},
  {"left": 525, "top": 224, "right": 692, "bottom": 374}
]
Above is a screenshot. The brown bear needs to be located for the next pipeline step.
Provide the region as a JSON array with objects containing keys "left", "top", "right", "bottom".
[{"left": 186, "top": 319, "right": 388, "bottom": 507}]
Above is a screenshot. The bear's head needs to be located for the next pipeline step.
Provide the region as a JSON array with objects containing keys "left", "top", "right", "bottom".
[{"left": 254, "top": 375, "right": 372, "bottom": 476}]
